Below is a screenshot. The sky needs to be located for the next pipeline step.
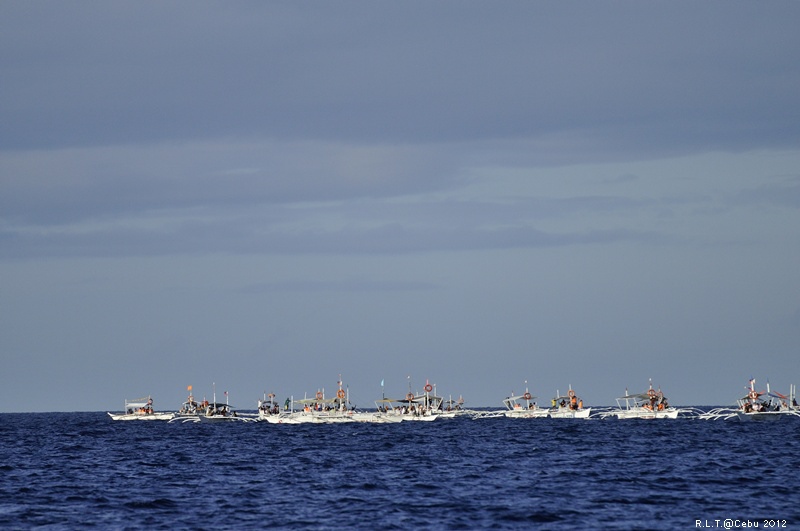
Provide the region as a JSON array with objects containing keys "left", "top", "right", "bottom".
[{"left": 2, "top": 2, "right": 799, "bottom": 412}]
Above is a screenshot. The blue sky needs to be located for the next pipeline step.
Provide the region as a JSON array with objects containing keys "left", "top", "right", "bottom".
[{"left": 2, "top": 2, "right": 799, "bottom": 412}]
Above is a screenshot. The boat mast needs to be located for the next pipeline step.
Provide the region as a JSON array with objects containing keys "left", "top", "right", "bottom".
[{"left": 525, "top": 380, "right": 529, "bottom": 407}]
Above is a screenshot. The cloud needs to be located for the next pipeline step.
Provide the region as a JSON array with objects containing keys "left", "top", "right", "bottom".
[
  {"left": 0, "top": 193, "right": 666, "bottom": 260},
  {"left": 0, "top": 140, "right": 461, "bottom": 226},
  {"left": 239, "top": 279, "right": 440, "bottom": 294},
  {"left": 730, "top": 177, "right": 800, "bottom": 209},
  {"left": 3, "top": 3, "right": 800, "bottom": 413},
  {"left": 2, "top": 2, "right": 799, "bottom": 153}
]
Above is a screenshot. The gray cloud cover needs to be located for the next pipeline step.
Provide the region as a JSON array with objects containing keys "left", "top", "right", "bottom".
[{"left": 1, "top": 2, "right": 799, "bottom": 412}]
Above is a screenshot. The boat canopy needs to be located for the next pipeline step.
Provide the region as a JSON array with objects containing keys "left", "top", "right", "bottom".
[
  {"left": 375, "top": 396, "right": 429, "bottom": 404},
  {"left": 616, "top": 393, "right": 651, "bottom": 400},
  {"left": 124, "top": 397, "right": 153, "bottom": 408},
  {"left": 296, "top": 397, "right": 341, "bottom": 405},
  {"left": 505, "top": 394, "right": 537, "bottom": 401},
  {"left": 206, "top": 402, "right": 235, "bottom": 408}
]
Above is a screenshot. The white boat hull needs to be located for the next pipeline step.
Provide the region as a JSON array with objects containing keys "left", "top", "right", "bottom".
[
  {"left": 735, "top": 411, "right": 785, "bottom": 422},
  {"left": 612, "top": 407, "right": 679, "bottom": 420},
  {"left": 108, "top": 412, "right": 174, "bottom": 421},
  {"left": 261, "top": 410, "right": 408, "bottom": 424},
  {"left": 504, "top": 408, "right": 549, "bottom": 419},
  {"left": 262, "top": 414, "right": 304, "bottom": 424},
  {"left": 350, "top": 412, "right": 403, "bottom": 423},
  {"left": 549, "top": 408, "right": 591, "bottom": 419}
]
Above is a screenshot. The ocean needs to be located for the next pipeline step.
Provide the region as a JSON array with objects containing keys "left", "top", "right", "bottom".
[{"left": 1, "top": 412, "right": 797, "bottom": 530}]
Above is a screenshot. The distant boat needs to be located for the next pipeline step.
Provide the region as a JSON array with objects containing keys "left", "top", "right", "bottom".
[
  {"left": 198, "top": 386, "right": 252, "bottom": 422},
  {"left": 257, "top": 392, "right": 288, "bottom": 422},
  {"left": 734, "top": 380, "right": 800, "bottom": 421},
  {"left": 198, "top": 402, "right": 250, "bottom": 422},
  {"left": 548, "top": 386, "right": 591, "bottom": 419},
  {"left": 174, "top": 386, "right": 210, "bottom": 419},
  {"left": 691, "top": 380, "right": 800, "bottom": 421},
  {"left": 108, "top": 396, "right": 174, "bottom": 421},
  {"left": 261, "top": 377, "right": 390, "bottom": 424},
  {"left": 373, "top": 379, "right": 442, "bottom": 422},
  {"left": 603, "top": 381, "right": 681, "bottom": 420},
  {"left": 173, "top": 384, "right": 254, "bottom": 423},
  {"left": 502, "top": 384, "right": 549, "bottom": 419},
  {"left": 438, "top": 395, "right": 469, "bottom": 419}
]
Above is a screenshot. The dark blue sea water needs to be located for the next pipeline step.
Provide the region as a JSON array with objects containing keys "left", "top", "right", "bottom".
[{"left": 1, "top": 413, "right": 798, "bottom": 530}]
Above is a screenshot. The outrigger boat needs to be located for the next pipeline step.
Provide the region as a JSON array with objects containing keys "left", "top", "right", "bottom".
[
  {"left": 201, "top": 386, "right": 254, "bottom": 422},
  {"left": 699, "top": 380, "right": 800, "bottom": 421},
  {"left": 735, "top": 380, "right": 800, "bottom": 421},
  {"left": 108, "top": 396, "right": 174, "bottom": 421},
  {"left": 603, "top": 381, "right": 681, "bottom": 419},
  {"left": 257, "top": 393, "right": 306, "bottom": 424},
  {"left": 170, "top": 385, "right": 216, "bottom": 423},
  {"left": 548, "top": 386, "right": 591, "bottom": 419},
  {"left": 199, "top": 402, "right": 249, "bottom": 422},
  {"left": 176, "top": 384, "right": 253, "bottom": 423},
  {"left": 502, "top": 383, "right": 549, "bottom": 418},
  {"left": 788, "top": 384, "right": 800, "bottom": 413},
  {"left": 257, "top": 392, "right": 287, "bottom": 422},
  {"left": 264, "top": 377, "right": 379, "bottom": 424},
  {"left": 374, "top": 394, "right": 440, "bottom": 421},
  {"left": 293, "top": 391, "right": 354, "bottom": 423},
  {"left": 174, "top": 385, "right": 209, "bottom": 418},
  {"left": 438, "top": 394, "right": 469, "bottom": 419},
  {"left": 373, "top": 379, "right": 441, "bottom": 421}
]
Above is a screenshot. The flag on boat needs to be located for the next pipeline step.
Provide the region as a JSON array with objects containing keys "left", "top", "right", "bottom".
[{"left": 187, "top": 385, "right": 192, "bottom": 391}]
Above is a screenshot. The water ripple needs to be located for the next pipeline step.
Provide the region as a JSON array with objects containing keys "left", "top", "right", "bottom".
[{"left": 1, "top": 413, "right": 799, "bottom": 529}]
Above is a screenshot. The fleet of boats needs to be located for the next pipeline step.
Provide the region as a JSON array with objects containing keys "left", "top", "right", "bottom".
[{"left": 107, "top": 377, "right": 800, "bottom": 423}]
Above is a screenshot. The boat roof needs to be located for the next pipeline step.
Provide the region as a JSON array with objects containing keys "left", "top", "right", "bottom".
[
  {"left": 617, "top": 392, "right": 666, "bottom": 400},
  {"left": 375, "top": 396, "right": 429, "bottom": 404},
  {"left": 552, "top": 394, "right": 579, "bottom": 400},
  {"left": 505, "top": 394, "right": 537, "bottom": 401},
  {"left": 740, "top": 393, "right": 763, "bottom": 400},
  {"left": 206, "top": 402, "right": 235, "bottom": 408},
  {"left": 124, "top": 397, "right": 153, "bottom": 408},
  {"left": 296, "top": 397, "right": 341, "bottom": 405}
]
